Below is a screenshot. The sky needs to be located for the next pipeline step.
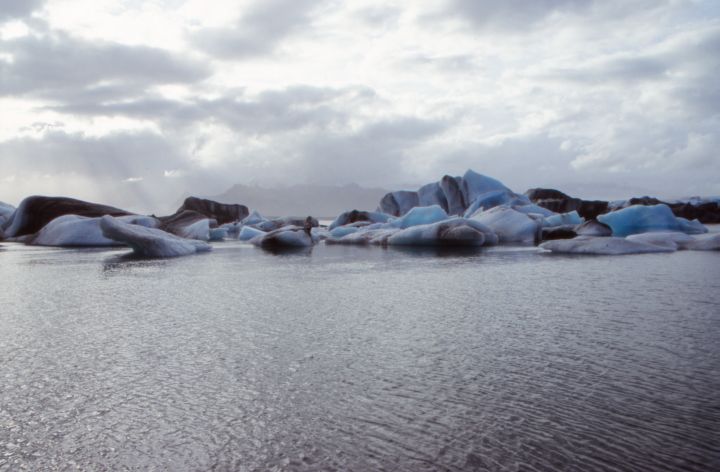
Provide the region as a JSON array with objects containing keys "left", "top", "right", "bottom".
[{"left": 0, "top": 0, "right": 718, "bottom": 213}]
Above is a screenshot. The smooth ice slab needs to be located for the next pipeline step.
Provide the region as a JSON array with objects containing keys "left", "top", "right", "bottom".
[
  {"left": 29, "top": 215, "right": 159, "bottom": 247},
  {"left": 683, "top": 233, "right": 720, "bottom": 251},
  {"left": 540, "top": 236, "right": 675, "bottom": 255},
  {"left": 100, "top": 215, "right": 211, "bottom": 257}
]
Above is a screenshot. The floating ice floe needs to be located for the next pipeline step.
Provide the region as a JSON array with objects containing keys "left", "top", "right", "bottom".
[
  {"left": 209, "top": 227, "right": 228, "bottom": 241},
  {"left": 100, "top": 215, "right": 211, "bottom": 257},
  {"left": 30, "top": 214, "right": 159, "bottom": 247},
  {"left": 386, "top": 218, "right": 498, "bottom": 247},
  {"left": 469, "top": 206, "right": 541, "bottom": 243},
  {"left": 682, "top": 233, "right": 720, "bottom": 251},
  {"left": 540, "top": 236, "right": 675, "bottom": 255},
  {"left": 597, "top": 204, "right": 707, "bottom": 237},
  {"left": 626, "top": 232, "right": 695, "bottom": 250}
]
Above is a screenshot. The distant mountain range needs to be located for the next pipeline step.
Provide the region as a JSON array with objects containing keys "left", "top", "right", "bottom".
[{"left": 204, "top": 183, "right": 389, "bottom": 218}]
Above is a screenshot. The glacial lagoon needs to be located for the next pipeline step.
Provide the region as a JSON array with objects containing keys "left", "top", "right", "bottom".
[{"left": 1, "top": 238, "right": 719, "bottom": 471}]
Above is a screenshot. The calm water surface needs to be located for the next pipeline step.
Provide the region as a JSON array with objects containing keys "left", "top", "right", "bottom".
[{"left": 1, "top": 240, "right": 719, "bottom": 471}]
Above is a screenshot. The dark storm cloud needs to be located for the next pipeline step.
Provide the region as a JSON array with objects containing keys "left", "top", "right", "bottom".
[
  {"left": 49, "top": 85, "right": 378, "bottom": 134},
  {"left": 0, "top": 130, "right": 188, "bottom": 180},
  {"left": 0, "top": 30, "right": 211, "bottom": 100},
  {"left": 0, "top": 0, "right": 43, "bottom": 21},
  {"left": 192, "top": 0, "right": 323, "bottom": 59}
]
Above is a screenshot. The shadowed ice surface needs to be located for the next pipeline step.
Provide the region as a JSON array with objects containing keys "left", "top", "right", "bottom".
[{"left": 1, "top": 241, "right": 719, "bottom": 471}]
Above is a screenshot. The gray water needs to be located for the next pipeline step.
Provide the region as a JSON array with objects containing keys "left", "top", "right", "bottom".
[{"left": 1, "top": 241, "right": 719, "bottom": 471}]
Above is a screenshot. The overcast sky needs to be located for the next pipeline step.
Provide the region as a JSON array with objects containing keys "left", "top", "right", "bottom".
[{"left": 1, "top": 0, "right": 718, "bottom": 213}]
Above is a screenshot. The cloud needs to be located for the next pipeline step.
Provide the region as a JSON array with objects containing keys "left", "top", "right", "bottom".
[
  {"left": 192, "top": 0, "right": 323, "bottom": 59},
  {"left": 0, "top": 129, "right": 188, "bottom": 180},
  {"left": 48, "top": 84, "right": 379, "bottom": 135},
  {"left": 0, "top": 29, "right": 211, "bottom": 100},
  {"left": 0, "top": 0, "right": 44, "bottom": 22}
]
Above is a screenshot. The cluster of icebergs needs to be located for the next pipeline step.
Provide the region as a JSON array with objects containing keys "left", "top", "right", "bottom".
[{"left": 1, "top": 170, "right": 718, "bottom": 258}]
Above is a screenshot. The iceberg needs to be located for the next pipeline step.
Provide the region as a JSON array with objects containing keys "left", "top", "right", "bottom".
[
  {"left": 326, "top": 228, "right": 399, "bottom": 246},
  {"left": 417, "top": 182, "right": 449, "bottom": 210},
  {"left": 329, "top": 225, "right": 362, "bottom": 238},
  {"left": 159, "top": 210, "right": 212, "bottom": 240},
  {"left": 543, "top": 211, "right": 583, "bottom": 227},
  {"left": 469, "top": 206, "right": 541, "bottom": 243},
  {"left": 238, "top": 226, "right": 266, "bottom": 241},
  {"left": 100, "top": 215, "right": 211, "bottom": 257},
  {"left": 440, "top": 175, "right": 466, "bottom": 216},
  {"left": 242, "top": 210, "right": 267, "bottom": 226},
  {"left": 3, "top": 195, "right": 130, "bottom": 238},
  {"left": 378, "top": 191, "right": 420, "bottom": 217},
  {"left": 575, "top": 220, "right": 612, "bottom": 237},
  {"left": 29, "top": 214, "right": 160, "bottom": 247},
  {"left": 387, "top": 218, "right": 497, "bottom": 247},
  {"left": 540, "top": 236, "right": 675, "bottom": 255},
  {"left": 175, "top": 196, "right": 248, "bottom": 225},
  {"left": 250, "top": 226, "right": 314, "bottom": 249},
  {"left": 328, "top": 210, "right": 390, "bottom": 230},
  {"left": 256, "top": 216, "right": 318, "bottom": 232},
  {"left": 209, "top": 227, "right": 228, "bottom": 241},
  {"left": 462, "top": 190, "right": 515, "bottom": 218},
  {"left": 597, "top": 204, "right": 707, "bottom": 237},
  {"left": 513, "top": 203, "right": 556, "bottom": 217},
  {"left": 460, "top": 169, "right": 512, "bottom": 204},
  {"left": 388, "top": 205, "right": 449, "bottom": 229}
]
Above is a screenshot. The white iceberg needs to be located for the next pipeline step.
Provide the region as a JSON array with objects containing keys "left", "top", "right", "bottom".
[
  {"left": 387, "top": 218, "right": 497, "bottom": 247},
  {"left": 597, "top": 204, "right": 707, "bottom": 237},
  {"left": 469, "top": 206, "right": 541, "bottom": 243},
  {"left": 100, "top": 215, "right": 211, "bottom": 257},
  {"left": 0, "top": 201, "right": 15, "bottom": 228},
  {"left": 540, "top": 236, "right": 675, "bottom": 255}
]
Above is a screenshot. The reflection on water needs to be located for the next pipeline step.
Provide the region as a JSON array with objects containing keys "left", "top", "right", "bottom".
[{"left": 0, "top": 242, "right": 719, "bottom": 471}]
